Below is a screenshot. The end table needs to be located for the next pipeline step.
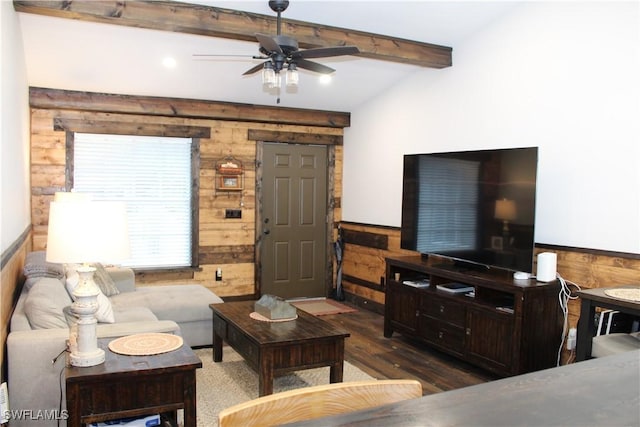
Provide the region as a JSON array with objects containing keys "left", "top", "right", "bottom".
[{"left": 65, "top": 338, "right": 201, "bottom": 427}]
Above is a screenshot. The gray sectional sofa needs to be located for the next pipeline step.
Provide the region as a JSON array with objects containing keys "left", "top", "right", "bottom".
[{"left": 7, "top": 251, "right": 223, "bottom": 426}]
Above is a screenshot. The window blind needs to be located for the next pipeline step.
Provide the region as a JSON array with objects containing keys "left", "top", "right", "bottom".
[
  {"left": 416, "top": 156, "right": 480, "bottom": 253},
  {"left": 73, "top": 133, "right": 192, "bottom": 268}
]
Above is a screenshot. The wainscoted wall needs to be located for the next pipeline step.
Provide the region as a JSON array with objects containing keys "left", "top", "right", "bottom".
[
  {"left": 339, "top": 221, "right": 640, "bottom": 360},
  {"left": 0, "top": 228, "right": 31, "bottom": 380},
  {"left": 28, "top": 87, "right": 346, "bottom": 299}
]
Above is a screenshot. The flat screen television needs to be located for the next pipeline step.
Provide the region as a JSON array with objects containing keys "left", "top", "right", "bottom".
[{"left": 400, "top": 147, "right": 538, "bottom": 273}]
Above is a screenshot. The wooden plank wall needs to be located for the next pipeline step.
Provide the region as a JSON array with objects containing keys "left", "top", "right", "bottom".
[
  {"left": 339, "top": 222, "right": 640, "bottom": 360},
  {"left": 339, "top": 223, "right": 414, "bottom": 313},
  {"left": 29, "top": 89, "right": 345, "bottom": 299},
  {"left": 542, "top": 245, "right": 640, "bottom": 333}
]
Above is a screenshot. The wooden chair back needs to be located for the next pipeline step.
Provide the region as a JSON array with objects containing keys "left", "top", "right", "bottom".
[{"left": 218, "top": 379, "right": 422, "bottom": 427}]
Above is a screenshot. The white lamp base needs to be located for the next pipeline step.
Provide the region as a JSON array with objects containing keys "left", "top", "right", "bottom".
[
  {"left": 70, "top": 348, "right": 105, "bottom": 367},
  {"left": 70, "top": 266, "right": 105, "bottom": 367}
]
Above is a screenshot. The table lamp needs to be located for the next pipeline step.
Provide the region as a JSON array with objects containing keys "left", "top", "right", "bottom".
[
  {"left": 46, "top": 192, "right": 130, "bottom": 367},
  {"left": 494, "top": 198, "right": 517, "bottom": 233}
]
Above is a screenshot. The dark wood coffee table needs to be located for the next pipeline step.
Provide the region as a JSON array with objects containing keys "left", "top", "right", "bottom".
[
  {"left": 210, "top": 300, "right": 350, "bottom": 396},
  {"left": 66, "top": 338, "right": 201, "bottom": 427}
]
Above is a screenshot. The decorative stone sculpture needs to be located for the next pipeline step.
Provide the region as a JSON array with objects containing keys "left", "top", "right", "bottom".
[{"left": 254, "top": 294, "right": 297, "bottom": 320}]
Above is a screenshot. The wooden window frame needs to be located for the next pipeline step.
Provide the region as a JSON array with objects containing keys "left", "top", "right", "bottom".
[{"left": 54, "top": 118, "right": 209, "bottom": 271}]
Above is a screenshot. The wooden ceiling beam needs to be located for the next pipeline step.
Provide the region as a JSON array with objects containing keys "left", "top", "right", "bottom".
[
  {"left": 29, "top": 87, "right": 352, "bottom": 128},
  {"left": 13, "top": 0, "right": 452, "bottom": 68}
]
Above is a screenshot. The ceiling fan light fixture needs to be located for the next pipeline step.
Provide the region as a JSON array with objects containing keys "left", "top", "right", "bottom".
[
  {"left": 262, "top": 62, "right": 276, "bottom": 87},
  {"left": 272, "top": 71, "right": 282, "bottom": 89},
  {"left": 286, "top": 63, "right": 299, "bottom": 87}
]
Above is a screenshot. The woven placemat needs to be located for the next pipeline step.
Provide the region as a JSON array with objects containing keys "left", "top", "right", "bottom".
[
  {"left": 249, "top": 311, "right": 298, "bottom": 322},
  {"left": 108, "top": 333, "right": 183, "bottom": 356},
  {"left": 604, "top": 287, "right": 640, "bottom": 302}
]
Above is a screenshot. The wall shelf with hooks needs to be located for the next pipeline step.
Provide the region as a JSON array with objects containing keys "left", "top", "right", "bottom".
[{"left": 215, "top": 157, "right": 244, "bottom": 192}]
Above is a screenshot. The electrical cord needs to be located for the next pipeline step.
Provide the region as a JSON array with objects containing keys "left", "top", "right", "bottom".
[
  {"left": 556, "top": 274, "right": 581, "bottom": 366},
  {"left": 58, "top": 366, "right": 65, "bottom": 427},
  {"left": 52, "top": 345, "right": 68, "bottom": 427}
]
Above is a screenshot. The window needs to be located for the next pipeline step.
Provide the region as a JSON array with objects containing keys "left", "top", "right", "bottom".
[
  {"left": 416, "top": 156, "right": 480, "bottom": 252},
  {"left": 73, "top": 133, "right": 195, "bottom": 269}
]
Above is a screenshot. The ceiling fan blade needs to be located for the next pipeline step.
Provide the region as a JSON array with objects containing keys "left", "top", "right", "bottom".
[
  {"left": 295, "top": 59, "right": 335, "bottom": 75},
  {"left": 293, "top": 45, "right": 360, "bottom": 59},
  {"left": 193, "top": 54, "right": 255, "bottom": 58},
  {"left": 256, "top": 33, "right": 282, "bottom": 54},
  {"left": 242, "top": 62, "right": 267, "bottom": 76}
]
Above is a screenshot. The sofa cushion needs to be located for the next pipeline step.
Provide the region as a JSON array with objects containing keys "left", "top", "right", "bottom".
[
  {"left": 106, "top": 267, "right": 136, "bottom": 293},
  {"left": 24, "top": 278, "right": 71, "bottom": 329},
  {"left": 113, "top": 307, "right": 158, "bottom": 323},
  {"left": 110, "top": 285, "right": 223, "bottom": 323}
]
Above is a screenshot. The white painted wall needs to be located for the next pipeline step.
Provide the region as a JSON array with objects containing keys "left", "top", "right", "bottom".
[
  {"left": 343, "top": 1, "right": 640, "bottom": 254},
  {"left": 1, "top": 1, "right": 31, "bottom": 253}
]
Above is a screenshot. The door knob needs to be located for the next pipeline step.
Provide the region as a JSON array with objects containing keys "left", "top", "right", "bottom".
[{"left": 264, "top": 229, "right": 270, "bottom": 235}]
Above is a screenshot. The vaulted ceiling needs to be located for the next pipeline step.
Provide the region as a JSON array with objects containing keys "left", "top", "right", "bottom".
[{"left": 15, "top": 1, "right": 518, "bottom": 111}]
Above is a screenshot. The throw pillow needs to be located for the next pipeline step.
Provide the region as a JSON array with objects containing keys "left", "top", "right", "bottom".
[
  {"left": 23, "top": 277, "right": 40, "bottom": 292},
  {"left": 95, "top": 291, "right": 116, "bottom": 324},
  {"left": 65, "top": 269, "right": 115, "bottom": 324},
  {"left": 24, "top": 278, "right": 71, "bottom": 329},
  {"left": 92, "top": 263, "right": 120, "bottom": 297},
  {"left": 23, "top": 251, "right": 65, "bottom": 289}
]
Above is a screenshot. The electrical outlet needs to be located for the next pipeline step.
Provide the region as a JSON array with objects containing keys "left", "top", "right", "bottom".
[{"left": 567, "top": 327, "right": 577, "bottom": 350}]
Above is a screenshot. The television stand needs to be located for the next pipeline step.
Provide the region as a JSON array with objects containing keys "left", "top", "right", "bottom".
[{"left": 384, "top": 255, "right": 563, "bottom": 376}]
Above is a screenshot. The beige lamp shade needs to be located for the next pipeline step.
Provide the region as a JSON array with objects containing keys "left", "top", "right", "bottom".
[
  {"left": 53, "top": 191, "right": 91, "bottom": 203},
  {"left": 46, "top": 193, "right": 130, "bottom": 264},
  {"left": 494, "top": 198, "right": 517, "bottom": 221}
]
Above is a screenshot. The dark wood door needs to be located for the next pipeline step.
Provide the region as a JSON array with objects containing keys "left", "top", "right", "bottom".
[
  {"left": 385, "top": 282, "right": 419, "bottom": 335},
  {"left": 465, "top": 307, "right": 514, "bottom": 374},
  {"left": 259, "top": 143, "right": 328, "bottom": 299}
]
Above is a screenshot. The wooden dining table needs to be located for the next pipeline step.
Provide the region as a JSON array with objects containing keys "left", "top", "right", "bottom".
[{"left": 285, "top": 349, "right": 640, "bottom": 426}]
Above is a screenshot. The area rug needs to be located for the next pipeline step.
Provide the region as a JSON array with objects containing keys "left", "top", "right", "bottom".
[
  {"left": 289, "top": 298, "right": 357, "bottom": 316},
  {"left": 190, "top": 346, "right": 374, "bottom": 427}
]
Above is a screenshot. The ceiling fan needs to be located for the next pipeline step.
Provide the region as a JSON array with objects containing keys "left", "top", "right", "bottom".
[
  {"left": 243, "top": 0, "right": 360, "bottom": 85},
  {"left": 196, "top": 0, "right": 360, "bottom": 102}
]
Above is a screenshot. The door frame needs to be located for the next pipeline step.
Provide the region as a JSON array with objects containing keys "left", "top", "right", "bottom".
[{"left": 254, "top": 138, "right": 338, "bottom": 299}]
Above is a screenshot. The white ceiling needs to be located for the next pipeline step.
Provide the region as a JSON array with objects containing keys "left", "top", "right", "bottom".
[{"left": 17, "top": 1, "right": 518, "bottom": 111}]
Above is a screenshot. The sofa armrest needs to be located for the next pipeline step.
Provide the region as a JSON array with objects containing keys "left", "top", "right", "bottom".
[
  {"left": 7, "top": 329, "right": 72, "bottom": 426},
  {"left": 106, "top": 266, "right": 136, "bottom": 293}
]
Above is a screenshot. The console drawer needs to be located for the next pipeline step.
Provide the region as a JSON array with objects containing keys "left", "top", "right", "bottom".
[
  {"left": 421, "top": 295, "right": 466, "bottom": 327},
  {"left": 419, "top": 316, "right": 465, "bottom": 354}
]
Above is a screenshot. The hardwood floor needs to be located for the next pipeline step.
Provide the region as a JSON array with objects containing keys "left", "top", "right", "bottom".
[{"left": 320, "top": 303, "right": 498, "bottom": 396}]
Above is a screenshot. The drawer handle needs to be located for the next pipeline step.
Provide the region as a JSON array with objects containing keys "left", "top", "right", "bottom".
[
  {"left": 466, "top": 328, "right": 471, "bottom": 336},
  {"left": 439, "top": 305, "right": 445, "bottom": 313},
  {"left": 438, "top": 331, "right": 444, "bottom": 339}
]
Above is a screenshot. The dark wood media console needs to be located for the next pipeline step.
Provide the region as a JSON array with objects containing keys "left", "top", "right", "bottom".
[{"left": 384, "top": 255, "right": 563, "bottom": 376}]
